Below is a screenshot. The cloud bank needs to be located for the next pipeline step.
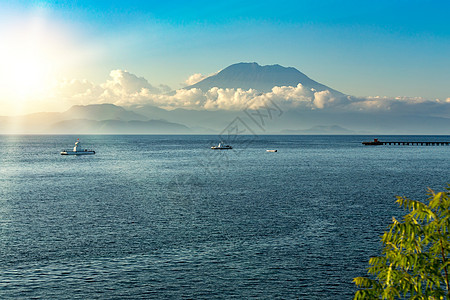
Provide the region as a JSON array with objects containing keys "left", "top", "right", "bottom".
[{"left": 49, "top": 69, "right": 450, "bottom": 116}]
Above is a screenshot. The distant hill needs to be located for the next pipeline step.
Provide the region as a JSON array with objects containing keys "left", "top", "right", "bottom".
[
  {"left": 49, "top": 119, "right": 191, "bottom": 134},
  {"left": 0, "top": 104, "right": 191, "bottom": 134},
  {"left": 185, "top": 62, "right": 344, "bottom": 95},
  {"left": 281, "top": 125, "right": 355, "bottom": 134},
  {"left": 128, "top": 104, "right": 239, "bottom": 133}
]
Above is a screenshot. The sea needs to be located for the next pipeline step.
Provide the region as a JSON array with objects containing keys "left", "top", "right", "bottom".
[{"left": 0, "top": 134, "right": 449, "bottom": 299}]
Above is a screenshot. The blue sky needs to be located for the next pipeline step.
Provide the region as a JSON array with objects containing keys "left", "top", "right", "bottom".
[{"left": 1, "top": 0, "right": 449, "bottom": 110}]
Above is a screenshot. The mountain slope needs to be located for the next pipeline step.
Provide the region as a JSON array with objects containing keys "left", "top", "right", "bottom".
[
  {"left": 185, "top": 62, "right": 344, "bottom": 94},
  {"left": 63, "top": 103, "right": 148, "bottom": 121}
]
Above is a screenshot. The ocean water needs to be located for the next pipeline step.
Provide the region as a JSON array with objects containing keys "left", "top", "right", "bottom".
[{"left": 0, "top": 135, "right": 449, "bottom": 299}]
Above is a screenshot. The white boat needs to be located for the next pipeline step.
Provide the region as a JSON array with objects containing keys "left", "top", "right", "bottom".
[
  {"left": 61, "top": 139, "right": 96, "bottom": 155},
  {"left": 266, "top": 149, "right": 277, "bottom": 152},
  {"left": 211, "top": 142, "right": 232, "bottom": 150}
]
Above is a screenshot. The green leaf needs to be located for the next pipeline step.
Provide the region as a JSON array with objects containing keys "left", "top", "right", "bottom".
[{"left": 354, "top": 187, "right": 450, "bottom": 298}]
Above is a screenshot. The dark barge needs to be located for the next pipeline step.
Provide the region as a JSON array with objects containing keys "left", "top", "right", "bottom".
[{"left": 362, "top": 139, "right": 450, "bottom": 146}]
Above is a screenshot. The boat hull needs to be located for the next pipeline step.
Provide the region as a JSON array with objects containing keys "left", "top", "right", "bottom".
[
  {"left": 61, "top": 151, "right": 96, "bottom": 155},
  {"left": 211, "top": 147, "right": 232, "bottom": 150}
]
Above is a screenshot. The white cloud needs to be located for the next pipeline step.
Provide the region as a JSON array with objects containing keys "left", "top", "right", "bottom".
[
  {"left": 49, "top": 69, "right": 172, "bottom": 108},
  {"left": 48, "top": 70, "right": 450, "bottom": 116},
  {"left": 347, "top": 96, "right": 428, "bottom": 111},
  {"left": 102, "top": 69, "right": 162, "bottom": 94},
  {"left": 313, "top": 90, "right": 333, "bottom": 109},
  {"left": 184, "top": 73, "right": 207, "bottom": 86},
  {"left": 50, "top": 71, "right": 328, "bottom": 110},
  {"left": 150, "top": 88, "right": 207, "bottom": 109},
  {"left": 204, "top": 87, "right": 262, "bottom": 110},
  {"left": 158, "top": 84, "right": 172, "bottom": 94},
  {"left": 53, "top": 79, "right": 94, "bottom": 98}
]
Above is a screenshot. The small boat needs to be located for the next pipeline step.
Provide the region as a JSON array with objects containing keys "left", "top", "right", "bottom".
[
  {"left": 362, "top": 138, "right": 384, "bottom": 146},
  {"left": 211, "top": 142, "right": 232, "bottom": 150},
  {"left": 61, "top": 139, "right": 96, "bottom": 155},
  {"left": 266, "top": 149, "right": 277, "bottom": 152}
]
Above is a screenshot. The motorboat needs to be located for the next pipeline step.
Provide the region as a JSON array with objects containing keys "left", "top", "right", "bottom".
[
  {"left": 211, "top": 142, "right": 232, "bottom": 150},
  {"left": 61, "top": 139, "right": 96, "bottom": 155},
  {"left": 266, "top": 149, "right": 277, "bottom": 152}
]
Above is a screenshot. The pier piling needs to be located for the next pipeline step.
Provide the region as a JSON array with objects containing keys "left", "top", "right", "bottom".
[{"left": 362, "top": 139, "right": 450, "bottom": 146}]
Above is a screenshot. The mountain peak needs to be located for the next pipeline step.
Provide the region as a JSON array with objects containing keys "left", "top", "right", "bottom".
[
  {"left": 185, "top": 62, "right": 343, "bottom": 94},
  {"left": 221, "top": 62, "right": 297, "bottom": 74},
  {"left": 67, "top": 103, "right": 125, "bottom": 112}
]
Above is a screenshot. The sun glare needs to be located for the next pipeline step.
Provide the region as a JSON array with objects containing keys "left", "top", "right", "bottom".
[
  {"left": 8, "top": 50, "right": 51, "bottom": 98},
  {"left": 0, "top": 15, "right": 77, "bottom": 114}
]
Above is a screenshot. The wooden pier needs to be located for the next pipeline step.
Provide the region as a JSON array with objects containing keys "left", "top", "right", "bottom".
[{"left": 362, "top": 139, "right": 450, "bottom": 146}]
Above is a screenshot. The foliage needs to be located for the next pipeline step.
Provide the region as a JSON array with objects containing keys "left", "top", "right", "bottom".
[{"left": 354, "top": 187, "right": 450, "bottom": 299}]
